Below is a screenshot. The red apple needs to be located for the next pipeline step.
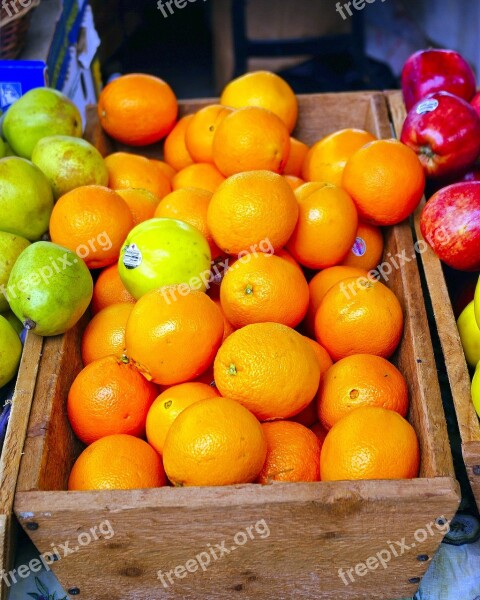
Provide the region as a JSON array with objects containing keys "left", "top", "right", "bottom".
[
  {"left": 471, "top": 92, "right": 480, "bottom": 119},
  {"left": 400, "top": 92, "right": 480, "bottom": 178},
  {"left": 420, "top": 181, "right": 480, "bottom": 271},
  {"left": 402, "top": 49, "right": 476, "bottom": 111}
]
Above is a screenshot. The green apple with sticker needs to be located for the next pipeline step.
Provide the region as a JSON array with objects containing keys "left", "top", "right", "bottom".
[{"left": 118, "top": 218, "right": 212, "bottom": 299}]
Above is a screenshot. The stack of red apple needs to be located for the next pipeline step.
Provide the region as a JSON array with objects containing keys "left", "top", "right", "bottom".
[{"left": 401, "top": 49, "right": 480, "bottom": 272}]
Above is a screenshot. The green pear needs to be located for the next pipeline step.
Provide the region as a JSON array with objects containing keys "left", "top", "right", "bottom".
[
  {"left": 0, "top": 315, "right": 22, "bottom": 388},
  {"left": 0, "top": 231, "right": 31, "bottom": 312},
  {"left": 3, "top": 88, "right": 82, "bottom": 159},
  {"left": 0, "top": 310, "right": 23, "bottom": 337},
  {"left": 0, "top": 157, "right": 54, "bottom": 241},
  {"left": 7, "top": 242, "right": 93, "bottom": 337},
  {"left": 0, "top": 138, "right": 5, "bottom": 158},
  {"left": 32, "top": 135, "right": 108, "bottom": 199},
  {"left": 2, "top": 141, "right": 17, "bottom": 157}
]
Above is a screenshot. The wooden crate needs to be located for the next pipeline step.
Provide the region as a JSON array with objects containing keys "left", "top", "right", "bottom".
[
  {"left": 0, "top": 333, "right": 43, "bottom": 600},
  {"left": 14, "top": 93, "right": 460, "bottom": 600},
  {"left": 388, "top": 90, "right": 480, "bottom": 511}
]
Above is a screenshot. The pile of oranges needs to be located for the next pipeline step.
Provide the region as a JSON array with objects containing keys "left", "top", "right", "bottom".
[{"left": 65, "top": 71, "right": 425, "bottom": 491}]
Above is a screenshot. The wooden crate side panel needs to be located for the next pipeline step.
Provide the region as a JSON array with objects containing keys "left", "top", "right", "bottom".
[
  {"left": 0, "top": 332, "right": 43, "bottom": 599},
  {"left": 15, "top": 478, "right": 458, "bottom": 600},
  {"left": 16, "top": 323, "right": 85, "bottom": 494},
  {"left": 387, "top": 90, "right": 480, "bottom": 503}
]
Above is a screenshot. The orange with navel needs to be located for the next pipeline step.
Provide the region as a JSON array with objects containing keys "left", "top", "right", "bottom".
[
  {"left": 116, "top": 188, "right": 161, "bottom": 225},
  {"left": 91, "top": 264, "right": 136, "bottom": 314},
  {"left": 317, "top": 353, "right": 409, "bottom": 430}
]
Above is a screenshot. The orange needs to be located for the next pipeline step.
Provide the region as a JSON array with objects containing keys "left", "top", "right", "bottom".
[
  {"left": 185, "top": 104, "right": 233, "bottom": 163},
  {"left": 163, "top": 115, "right": 195, "bottom": 171},
  {"left": 163, "top": 396, "right": 267, "bottom": 486},
  {"left": 341, "top": 222, "right": 384, "bottom": 271},
  {"left": 286, "top": 183, "right": 358, "bottom": 269},
  {"left": 303, "top": 128, "right": 376, "bottom": 185},
  {"left": 310, "top": 422, "right": 328, "bottom": 445},
  {"left": 304, "top": 265, "right": 368, "bottom": 336},
  {"left": 154, "top": 187, "right": 221, "bottom": 259},
  {"left": 315, "top": 276, "right": 404, "bottom": 361},
  {"left": 49, "top": 185, "right": 133, "bottom": 269},
  {"left": 220, "top": 252, "right": 309, "bottom": 328},
  {"left": 146, "top": 382, "right": 220, "bottom": 455},
  {"left": 116, "top": 188, "right": 161, "bottom": 225},
  {"left": 214, "top": 322, "right": 320, "bottom": 420},
  {"left": 276, "top": 247, "right": 303, "bottom": 271},
  {"left": 67, "top": 355, "right": 158, "bottom": 445},
  {"left": 320, "top": 406, "right": 420, "bottom": 481},
  {"left": 68, "top": 434, "right": 166, "bottom": 491},
  {"left": 150, "top": 159, "right": 177, "bottom": 183},
  {"left": 105, "top": 152, "right": 171, "bottom": 199},
  {"left": 172, "top": 162, "right": 225, "bottom": 193},
  {"left": 303, "top": 337, "right": 334, "bottom": 374},
  {"left": 342, "top": 139, "right": 425, "bottom": 226},
  {"left": 220, "top": 71, "right": 298, "bottom": 133},
  {"left": 125, "top": 288, "right": 224, "bottom": 386},
  {"left": 294, "top": 181, "right": 326, "bottom": 202},
  {"left": 291, "top": 338, "right": 332, "bottom": 427},
  {"left": 212, "top": 297, "right": 235, "bottom": 341},
  {"left": 212, "top": 107, "right": 291, "bottom": 177},
  {"left": 91, "top": 264, "right": 136, "bottom": 314},
  {"left": 317, "top": 354, "right": 409, "bottom": 430},
  {"left": 284, "top": 175, "right": 304, "bottom": 190},
  {"left": 257, "top": 421, "right": 320, "bottom": 483},
  {"left": 284, "top": 137, "right": 309, "bottom": 176},
  {"left": 81, "top": 303, "right": 134, "bottom": 365},
  {"left": 207, "top": 170, "right": 298, "bottom": 255},
  {"left": 97, "top": 74, "right": 177, "bottom": 146}
]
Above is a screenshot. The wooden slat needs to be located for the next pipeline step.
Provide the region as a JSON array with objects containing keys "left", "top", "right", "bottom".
[
  {"left": 387, "top": 89, "right": 480, "bottom": 507},
  {"left": 15, "top": 478, "right": 459, "bottom": 600},
  {"left": 14, "top": 93, "right": 460, "bottom": 600},
  {"left": 0, "top": 332, "right": 43, "bottom": 599}
]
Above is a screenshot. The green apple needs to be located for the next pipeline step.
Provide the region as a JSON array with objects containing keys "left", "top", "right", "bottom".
[
  {"left": 472, "top": 364, "right": 480, "bottom": 418},
  {"left": 457, "top": 300, "right": 480, "bottom": 367},
  {"left": 0, "top": 231, "right": 31, "bottom": 312},
  {"left": 3, "top": 88, "right": 82, "bottom": 159},
  {"left": 31, "top": 135, "right": 108, "bottom": 199},
  {"left": 0, "top": 315, "right": 22, "bottom": 388},
  {"left": 474, "top": 276, "right": 480, "bottom": 329},
  {"left": 119, "top": 218, "right": 212, "bottom": 299},
  {"left": 0, "top": 157, "right": 54, "bottom": 241}
]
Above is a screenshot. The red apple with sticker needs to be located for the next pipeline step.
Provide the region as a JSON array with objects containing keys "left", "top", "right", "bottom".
[
  {"left": 400, "top": 92, "right": 480, "bottom": 178},
  {"left": 402, "top": 49, "right": 476, "bottom": 111},
  {"left": 420, "top": 181, "right": 480, "bottom": 271}
]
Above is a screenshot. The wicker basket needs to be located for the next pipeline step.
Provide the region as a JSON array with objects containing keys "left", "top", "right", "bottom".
[{"left": 0, "top": 0, "right": 40, "bottom": 59}]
